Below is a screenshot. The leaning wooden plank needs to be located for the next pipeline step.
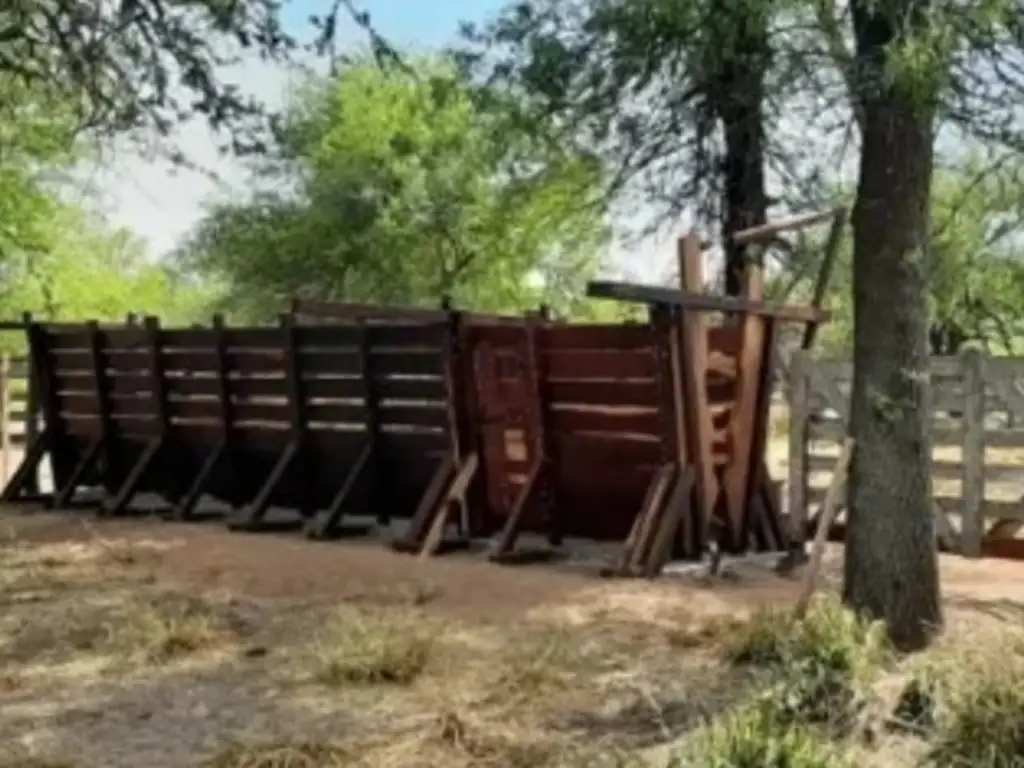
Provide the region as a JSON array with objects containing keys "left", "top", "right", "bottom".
[
  {"left": 621, "top": 463, "right": 676, "bottom": 575},
  {"left": 227, "top": 438, "right": 302, "bottom": 531},
  {"left": 169, "top": 439, "right": 225, "bottom": 521},
  {"left": 0, "top": 428, "right": 52, "bottom": 503},
  {"left": 418, "top": 452, "right": 480, "bottom": 558},
  {"left": 52, "top": 438, "right": 105, "bottom": 509},
  {"left": 488, "top": 457, "right": 544, "bottom": 562},
  {"left": 793, "top": 437, "right": 854, "bottom": 620},
  {"left": 391, "top": 455, "right": 454, "bottom": 553},
  {"left": 305, "top": 443, "right": 374, "bottom": 540},
  {"left": 642, "top": 467, "right": 696, "bottom": 577},
  {"left": 100, "top": 437, "right": 164, "bottom": 517}
]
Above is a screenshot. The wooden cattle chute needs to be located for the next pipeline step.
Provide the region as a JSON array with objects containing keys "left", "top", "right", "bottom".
[
  {"left": 1, "top": 217, "right": 832, "bottom": 576},
  {"left": 1, "top": 316, "right": 481, "bottom": 553}
]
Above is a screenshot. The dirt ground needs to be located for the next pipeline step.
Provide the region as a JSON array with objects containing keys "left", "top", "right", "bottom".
[{"left": 2, "top": 509, "right": 1024, "bottom": 767}]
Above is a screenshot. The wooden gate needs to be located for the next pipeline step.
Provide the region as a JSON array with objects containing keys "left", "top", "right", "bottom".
[{"left": 469, "top": 323, "right": 545, "bottom": 537}]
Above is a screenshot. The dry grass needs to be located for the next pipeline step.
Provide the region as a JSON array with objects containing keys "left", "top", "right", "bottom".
[
  {"left": 6, "top": 516, "right": 1024, "bottom": 768},
  {"left": 309, "top": 606, "right": 439, "bottom": 686}
]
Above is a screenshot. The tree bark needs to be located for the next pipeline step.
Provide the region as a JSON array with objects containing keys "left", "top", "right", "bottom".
[
  {"left": 710, "top": 0, "right": 770, "bottom": 296},
  {"left": 843, "top": 0, "right": 942, "bottom": 651}
]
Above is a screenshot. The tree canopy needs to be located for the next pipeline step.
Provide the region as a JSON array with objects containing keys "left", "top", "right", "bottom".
[{"left": 175, "top": 56, "right": 612, "bottom": 321}]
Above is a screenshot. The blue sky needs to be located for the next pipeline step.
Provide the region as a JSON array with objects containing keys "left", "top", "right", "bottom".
[{"left": 281, "top": 0, "right": 507, "bottom": 48}]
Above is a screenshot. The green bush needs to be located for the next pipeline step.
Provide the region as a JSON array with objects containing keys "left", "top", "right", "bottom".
[
  {"left": 723, "top": 595, "right": 889, "bottom": 731},
  {"left": 670, "top": 707, "right": 852, "bottom": 768}
]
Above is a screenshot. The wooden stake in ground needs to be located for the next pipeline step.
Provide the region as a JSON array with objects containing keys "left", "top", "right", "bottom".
[{"left": 793, "top": 437, "right": 855, "bottom": 620}]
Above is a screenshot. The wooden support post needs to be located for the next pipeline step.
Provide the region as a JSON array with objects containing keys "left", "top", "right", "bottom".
[
  {"left": 489, "top": 457, "right": 543, "bottom": 562},
  {"left": 171, "top": 440, "right": 225, "bottom": 520},
  {"left": 360, "top": 322, "right": 386, "bottom": 527},
  {"left": 787, "top": 351, "right": 812, "bottom": 557},
  {"left": 392, "top": 455, "right": 455, "bottom": 552},
  {"left": 676, "top": 234, "right": 719, "bottom": 557},
  {"left": 741, "top": 317, "right": 784, "bottom": 551},
  {"left": 644, "top": 467, "right": 697, "bottom": 577},
  {"left": 419, "top": 452, "right": 480, "bottom": 558},
  {"left": 102, "top": 316, "right": 167, "bottom": 516},
  {"left": 960, "top": 347, "right": 986, "bottom": 558},
  {"left": 54, "top": 321, "right": 109, "bottom": 509},
  {"left": 281, "top": 313, "right": 311, "bottom": 519},
  {"left": 721, "top": 262, "right": 768, "bottom": 552},
  {"left": 228, "top": 316, "right": 304, "bottom": 531},
  {"left": 306, "top": 442, "right": 374, "bottom": 539},
  {"left": 21, "top": 312, "right": 40, "bottom": 495},
  {"left": 53, "top": 438, "right": 103, "bottom": 509}
]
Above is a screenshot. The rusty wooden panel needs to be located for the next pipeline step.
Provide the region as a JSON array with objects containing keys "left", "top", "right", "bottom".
[
  {"left": 546, "top": 379, "right": 660, "bottom": 408},
  {"left": 101, "top": 328, "right": 149, "bottom": 349},
  {"left": 378, "top": 404, "right": 449, "bottom": 429},
  {"left": 163, "top": 350, "right": 218, "bottom": 372},
  {"left": 368, "top": 323, "right": 447, "bottom": 349},
  {"left": 295, "top": 325, "right": 364, "bottom": 349},
  {"left": 303, "top": 376, "right": 367, "bottom": 399},
  {"left": 299, "top": 351, "right": 361, "bottom": 375},
  {"left": 162, "top": 329, "right": 215, "bottom": 348},
  {"left": 376, "top": 377, "right": 446, "bottom": 401},
  {"left": 547, "top": 406, "right": 662, "bottom": 438},
  {"left": 108, "top": 373, "right": 151, "bottom": 396},
  {"left": 226, "top": 350, "right": 285, "bottom": 375},
  {"left": 232, "top": 401, "right": 291, "bottom": 424},
  {"left": 110, "top": 415, "right": 160, "bottom": 437},
  {"left": 104, "top": 350, "right": 150, "bottom": 372},
  {"left": 52, "top": 371, "right": 95, "bottom": 392},
  {"left": 708, "top": 325, "right": 743, "bottom": 355},
  {"left": 545, "top": 350, "right": 658, "bottom": 380},
  {"left": 109, "top": 396, "right": 157, "bottom": 417},
  {"left": 305, "top": 402, "right": 368, "bottom": 425},
  {"left": 221, "top": 328, "right": 284, "bottom": 349},
  {"left": 51, "top": 349, "right": 93, "bottom": 372},
  {"left": 541, "top": 324, "right": 655, "bottom": 352},
  {"left": 371, "top": 351, "right": 443, "bottom": 377},
  {"left": 58, "top": 392, "right": 99, "bottom": 416},
  {"left": 164, "top": 374, "right": 220, "bottom": 397},
  {"left": 63, "top": 415, "right": 101, "bottom": 437},
  {"left": 47, "top": 330, "right": 93, "bottom": 351},
  {"left": 229, "top": 375, "right": 288, "bottom": 398},
  {"left": 551, "top": 431, "right": 664, "bottom": 466},
  {"left": 167, "top": 398, "right": 222, "bottom": 420}
]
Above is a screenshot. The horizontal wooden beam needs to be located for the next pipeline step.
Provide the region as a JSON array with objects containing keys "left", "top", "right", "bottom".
[
  {"left": 700, "top": 208, "right": 844, "bottom": 251},
  {"left": 585, "top": 281, "right": 830, "bottom": 324}
]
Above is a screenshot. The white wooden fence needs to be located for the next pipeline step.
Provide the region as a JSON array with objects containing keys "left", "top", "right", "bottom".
[{"left": 787, "top": 349, "right": 1024, "bottom": 557}]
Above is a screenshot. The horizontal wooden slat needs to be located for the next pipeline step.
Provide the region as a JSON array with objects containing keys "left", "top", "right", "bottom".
[
  {"left": 101, "top": 328, "right": 149, "bottom": 349},
  {"left": 161, "top": 329, "right": 215, "bottom": 348},
  {"left": 108, "top": 374, "right": 151, "bottom": 396},
  {"left": 545, "top": 350, "right": 658, "bottom": 380},
  {"left": 807, "top": 486, "right": 1024, "bottom": 523},
  {"left": 232, "top": 401, "right": 291, "bottom": 423},
  {"left": 375, "top": 377, "right": 445, "bottom": 401},
  {"left": 371, "top": 351, "right": 443, "bottom": 377},
  {"left": 300, "top": 352, "right": 362, "bottom": 375},
  {"left": 294, "top": 325, "right": 364, "bottom": 349},
  {"left": 58, "top": 392, "right": 98, "bottom": 415},
  {"left": 164, "top": 375, "right": 220, "bottom": 397},
  {"left": 548, "top": 406, "right": 662, "bottom": 437},
  {"left": 550, "top": 431, "right": 664, "bottom": 466},
  {"left": 807, "top": 452, "right": 1024, "bottom": 482},
  {"left": 377, "top": 404, "right": 449, "bottom": 429},
  {"left": 108, "top": 397, "right": 157, "bottom": 417},
  {"left": 104, "top": 350, "right": 149, "bottom": 371},
  {"left": 306, "top": 402, "right": 368, "bottom": 424},
  {"left": 167, "top": 398, "right": 222, "bottom": 420},
  {"left": 229, "top": 376, "right": 288, "bottom": 398},
  {"left": 541, "top": 324, "right": 655, "bottom": 352},
  {"left": 545, "top": 379, "right": 661, "bottom": 408},
  {"left": 368, "top": 323, "right": 447, "bottom": 349},
  {"left": 51, "top": 349, "right": 92, "bottom": 372},
  {"left": 302, "top": 376, "right": 367, "bottom": 400},
  {"left": 221, "top": 328, "right": 283, "bottom": 349},
  {"left": 226, "top": 350, "right": 284, "bottom": 374},
  {"left": 163, "top": 350, "right": 218, "bottom": 372}
]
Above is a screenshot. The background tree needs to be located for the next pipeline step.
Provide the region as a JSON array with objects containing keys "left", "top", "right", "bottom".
[{"left": 175, "top": 56, "right": 612, "bottom": 322}]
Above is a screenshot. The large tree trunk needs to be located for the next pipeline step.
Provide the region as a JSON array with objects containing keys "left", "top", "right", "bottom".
[
  {"left": 843, "top": 0, "right": 942, "bottom": 651},
  {"left": 710, "top": 0, "right": 770, "bottom": 296}
]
